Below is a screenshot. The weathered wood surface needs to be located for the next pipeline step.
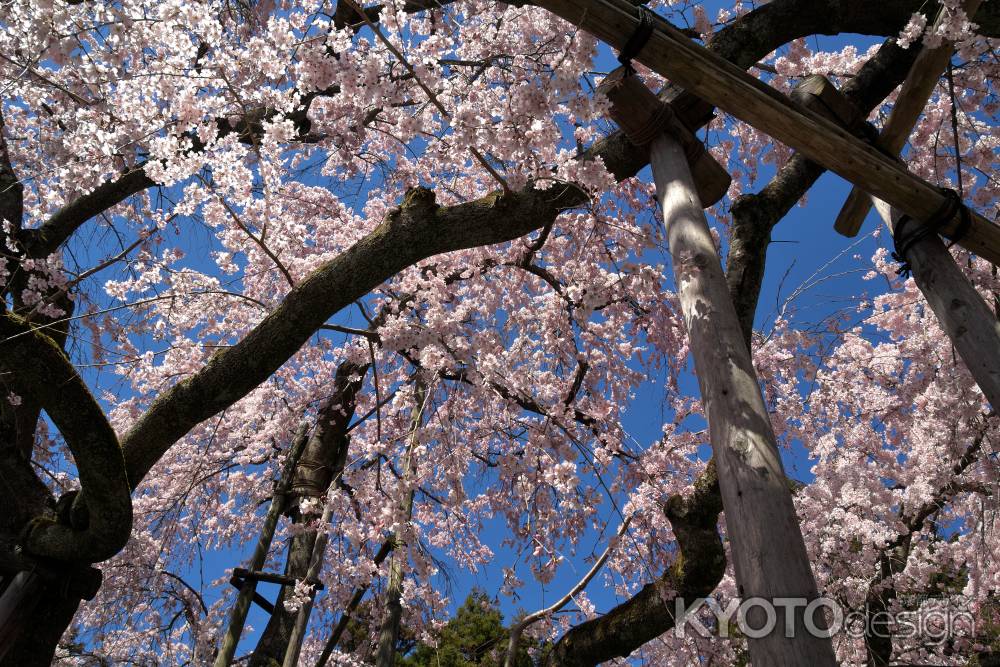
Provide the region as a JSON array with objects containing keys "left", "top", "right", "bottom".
[
  {"left": 649, "top": 132, "right": 837, "bottom": 665},
  {"left": 835, "top": 0, "right": 984, "bottom": 236},
  {"left": 790, "top": 75, "right": 869, "bottom": 137},
  {"left": 531, "top": 0, "right": 1000, "bottom": 266},
  {"left": 597, "top": 67, "right": 731, "bottom": 206},
  {"left": 872, "top": 198, "right": 1000, "bottom": 409},
  {"left": 790, "top": 72, "right": 1000, "bottom": 411}
]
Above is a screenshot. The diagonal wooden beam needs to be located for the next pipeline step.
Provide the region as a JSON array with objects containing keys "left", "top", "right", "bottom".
[
  {"left": 528, "top": 0, "right": 1000, "bottom": 266},
  {"left": 834, "top": 0, "right": 983, "bottom": 237}
]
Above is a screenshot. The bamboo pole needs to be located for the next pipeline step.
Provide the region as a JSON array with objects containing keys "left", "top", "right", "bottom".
[
  {"left": 374, "top": 380, "right": 427, "bottom": 667},
  {"left": 529, "top": 0, "right": 1000, "bottom": 266},
  {"left": 872, "top": 197, "right": 1000, "bottom": 407},
  {"left": 312, "top": 539, "right": 395, "bottom": 667},
  {"left": 834, "top": 0, "right": 983, "bottom": 236},
  {"left": 280, "top": 491, "right": 333, "bottom": 667},
  {"left": 214, "top": 425, "right": 309, "bottom": 667}
]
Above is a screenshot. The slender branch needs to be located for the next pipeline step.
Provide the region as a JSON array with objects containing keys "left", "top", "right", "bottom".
[
  {"left": 543, "top": 462, "right": 724, "bottom": 667},
  {"left": 340, "top": 0, "right": 511, "bottom": 192},
  {"left": 503, "top": 516, "right": 632, "bottom": 667},
  {"left": 200, "top": 176, "right": 296, "bottom": 287}
]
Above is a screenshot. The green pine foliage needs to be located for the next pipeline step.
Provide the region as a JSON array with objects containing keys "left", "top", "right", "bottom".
[{"left": 398, "top": 590, "right": 534, "bottom": 667}]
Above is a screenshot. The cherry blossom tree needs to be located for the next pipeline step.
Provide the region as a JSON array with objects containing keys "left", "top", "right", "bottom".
[{"left": 0, "top": 0, "right": 998, "bottom": 665}]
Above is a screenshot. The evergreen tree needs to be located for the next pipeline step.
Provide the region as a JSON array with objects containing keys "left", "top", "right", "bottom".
[{"left": 399, "top": 591, "right": 533, "bottom": 667}]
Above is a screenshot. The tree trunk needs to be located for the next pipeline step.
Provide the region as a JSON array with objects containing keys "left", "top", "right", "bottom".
[
  {"left": 249, "top": 362, "right": 368, "bottom": 666},
  {"left": 650, "top": 132, "right": 837, "bottom": 665},
  {"left": 0, "top": 588, "right": 80, "bottom": 667}
]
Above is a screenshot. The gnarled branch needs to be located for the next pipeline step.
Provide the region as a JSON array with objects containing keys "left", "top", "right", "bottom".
[{"left": 0, "top": 312, "right": 131, "bottom": 563}]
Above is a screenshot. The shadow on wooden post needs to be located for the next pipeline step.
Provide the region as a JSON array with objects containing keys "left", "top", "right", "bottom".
[
  {"left": 598, "top": 66, "right": 838, "bottom": 666},
  {"left": 597, "top": 68, "right": 730, "bottom": 208}
]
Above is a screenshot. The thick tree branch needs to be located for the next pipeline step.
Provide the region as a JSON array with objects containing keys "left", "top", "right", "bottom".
[
  {"left": 0, "top": 108, "right": 23, "bottom": 230},
  {"left": 119, "top": 184, "right": 580, "bottom": 488},
  {"left": 0, "top": 312, "right": 131, "bottom": 563}
]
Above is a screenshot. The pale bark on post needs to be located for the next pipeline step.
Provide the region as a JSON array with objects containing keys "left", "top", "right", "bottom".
[
  {"left": 214, "top": 426, "right": 309, "bottom": 667},
  {"left": 649, "top": 132, "right": 836, "bottom": 665},
  {"left": 872, "top": 198, "right": 1000, "bottom": 408},
  {"left": 374, "top": 380, "right": 427, "bottom": 667}
]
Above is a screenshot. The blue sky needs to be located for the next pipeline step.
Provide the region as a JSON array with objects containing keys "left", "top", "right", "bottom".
[
  {"left": 212, "top": 28, "right": 891, "bottom": 667},
  {"left": 57, "top": 4, "right": 909, "bottom": 659}
]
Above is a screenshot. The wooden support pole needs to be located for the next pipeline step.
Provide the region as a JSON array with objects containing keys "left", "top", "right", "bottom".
[
  {"left": 601, "top": 71, "right": 836, "bottom": 665},
  {"left": 227, "top": 575, "right": 276, "bottom": 615},
  {"left": 794, "top": 73, "right": 1000, "bottom": 411},
  {"left": 281, "top": 493, "right": 334, "bottom": 667},
  {"left": 872, "top": 198, "right": 1000, "bottom": 408},
  {"left": 653, "top": 132, "right": 838, "bottom": 666},
  {"left": 0, "top": 572, "right": 40, "bottom": 661},
  {"left": 835, "top": 0, "right": 983, "bottom": 237},
  {"left": 214, "top": 426, "right": 309, "bottom": 667},
  {"left": 789, "top": 75, "right": 872, "bottom": 140},
  {"left": 529, "top": 0, "right": 1000, "bottom": 266}
]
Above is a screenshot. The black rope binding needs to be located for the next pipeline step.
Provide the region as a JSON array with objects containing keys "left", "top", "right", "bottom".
[
  {"left": 891, "top": 188, "right": 972, "bottom": 278},
  {"left": 618, "top": 6, "right": 655, "bottom": 75}
]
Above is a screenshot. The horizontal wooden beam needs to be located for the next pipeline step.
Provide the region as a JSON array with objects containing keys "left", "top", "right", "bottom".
[
  {"left": 231, "top": 567, "right": 325, "bottom": 590},
  {"left": 530, "top": 0, "right": 1000, "bottom": 266},
  {"left": 596, "top": 66, "right": 731, "bottom": 206}
]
